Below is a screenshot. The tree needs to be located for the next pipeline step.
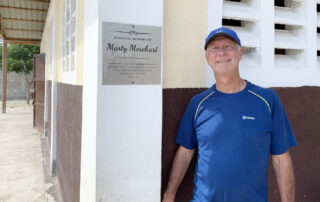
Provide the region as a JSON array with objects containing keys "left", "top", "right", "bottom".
[{"left": 0, "top": 44, "right": 40, "bottom": 104}]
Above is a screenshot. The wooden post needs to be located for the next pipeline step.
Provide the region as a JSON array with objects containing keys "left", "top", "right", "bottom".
[{"left": 2, "top": 42, "right": 7, "bottom": 114}]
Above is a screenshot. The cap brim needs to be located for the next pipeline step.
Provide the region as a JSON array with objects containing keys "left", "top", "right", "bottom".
[{"left": 205, "top": 33, "right": 240, "bottom": 50}]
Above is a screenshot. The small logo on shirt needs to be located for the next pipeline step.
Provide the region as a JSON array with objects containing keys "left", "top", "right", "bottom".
[{"left": 242, "top": 115, "right": 255, "bottom": 120}]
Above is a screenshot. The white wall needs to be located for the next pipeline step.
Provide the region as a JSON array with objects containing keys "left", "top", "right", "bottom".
[
  {"left": 207, "top": 0, "right": 320, "bottom": 88},
  {"left": 96, "top": 1, "right": 163, "bottom": 201},
  {"left": 80, "top": 0, "right": 99, "bottom": 201},
  {"left": 81, "top": 0, "right": 163, "bottom": 201}
]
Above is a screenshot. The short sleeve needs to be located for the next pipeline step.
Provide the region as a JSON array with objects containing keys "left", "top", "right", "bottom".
[
  {"left": 270, "top": 92, "right": 297, "bottom": 155},
  {"left": 176, "top": 99, "right": 198, "bottom": 149}
]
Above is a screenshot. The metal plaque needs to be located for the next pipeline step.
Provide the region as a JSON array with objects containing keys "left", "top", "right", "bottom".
[{"left": 102, "top": 22, "right": 161, "bottom": 85}]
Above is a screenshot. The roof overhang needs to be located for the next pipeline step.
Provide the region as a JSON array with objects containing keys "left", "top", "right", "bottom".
[{"left": 0, "top": 0, "right": 50, "bottom": 45}]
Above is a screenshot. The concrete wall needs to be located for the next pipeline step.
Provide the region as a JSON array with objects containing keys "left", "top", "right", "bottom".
[
  {"left": 0, "top": 71, "right": 32, "bottom": 100},
  {"left": 96, "top": 0, "right": 163, "bottom": 201},
  {"left": 161, "top": 1, "right": 208, "bottom": 200},
  {"left": 162, "top": 86, "right": 320, "bottom": 202},
  {"left": 81, "top": 0, "right": 163, "bottom": 201},
  {"left": 80, "top": 0, "right": 98, "bottom": 200},
  {"left": 56, "top": 83, "right": 82, "bottom": 202},
  {"left": 40, "top": 1, "right": 85, "bottom": 202},
  {"left": 163, "top": 0, "right": 207, "bottom": 88},
  {"left": 41, "top": 0, "right": 84, "bottom": 85},
  {"left": 38, "top": 0, "right": 320, "bottom": 201},
  {"left": 268, "top": 87, "right": 320, "bottom": 202},
  {"left": 207, "top": 0, "right": 320, "bottom": 87},
  {"left": 161, "top": 0, "right": 320, "bottom": 202}
]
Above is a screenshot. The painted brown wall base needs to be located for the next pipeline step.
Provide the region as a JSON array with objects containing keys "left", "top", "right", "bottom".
[
  {"left": 162, "top": 88, "right": 205, "bottom": 202},
  {"left": 162, "top": 86, "right": 320, "bottom": 202},
  {"left": 33, "top": 54, "right": 45, "bottom": 131},
  {"left": 56, "top": 82, "right": 82, "bottom": 202},
  {"left": 46, "top": 80, "right": 52, "bottom": 145},
  {"left": 269, "top": 87, "right": 320, "bottom": 202}
]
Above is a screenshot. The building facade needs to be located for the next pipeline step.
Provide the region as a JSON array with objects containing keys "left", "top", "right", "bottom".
[{"left": 40, "top": 0, "right": 320, "bottom": 201}]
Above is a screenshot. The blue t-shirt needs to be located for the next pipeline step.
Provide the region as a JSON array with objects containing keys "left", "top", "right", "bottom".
[{"left": 176, "top": 81, "right": 297, "bottom": 202}]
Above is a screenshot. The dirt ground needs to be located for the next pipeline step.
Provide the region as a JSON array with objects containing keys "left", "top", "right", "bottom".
[{"left": 0, "top": 101, "right": 60, "bottom": 202}]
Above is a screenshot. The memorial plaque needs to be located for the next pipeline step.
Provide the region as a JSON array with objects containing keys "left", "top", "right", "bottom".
[{"left": 102, "top": 22, "right": 161, "bottom": 85}]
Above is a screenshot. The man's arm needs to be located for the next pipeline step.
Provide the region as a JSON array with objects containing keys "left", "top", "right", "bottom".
[
  {"left": 162, "top": 146, "right": 195, "bottom": 202},
  {"left": 272, "top": 151, "right": 295, "bottom": 202}
]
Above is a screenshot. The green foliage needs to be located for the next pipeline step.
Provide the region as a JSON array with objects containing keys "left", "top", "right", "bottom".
[
  {"left": 0, "top": 44, "right": 40, "bottom": 74},
  {"left": 0, "top": 44, "right": 40, "bottom": 103},
  {"left": 6, "top": 44, "right": 40, "bottom": 75}
]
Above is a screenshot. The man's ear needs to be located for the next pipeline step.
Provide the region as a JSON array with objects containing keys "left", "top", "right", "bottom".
[{"left": 240, "top": 47, "right": 244, "bottom": 57}]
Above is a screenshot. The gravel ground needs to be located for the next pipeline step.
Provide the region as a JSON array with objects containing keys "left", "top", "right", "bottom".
[{"left": 0, "top": 101, "right": 58, "bottom": 202}]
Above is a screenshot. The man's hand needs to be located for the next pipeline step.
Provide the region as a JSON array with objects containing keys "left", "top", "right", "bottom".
[
  {"left": 162, "top": 146, "right": 195, "bottom": 202},
  {"left": 272, "top": 151, "right": 295, "bottom": 202},
  {"left": 162, "top": 191, "right": 175, "bottom": 202}
]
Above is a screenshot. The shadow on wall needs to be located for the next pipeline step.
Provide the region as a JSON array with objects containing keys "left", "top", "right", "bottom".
[{"left": 161, "top": 86, "right": 320, "bottom": 202}]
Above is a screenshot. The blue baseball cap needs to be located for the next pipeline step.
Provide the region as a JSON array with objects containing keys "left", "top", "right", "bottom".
[{"left": 204, "top": 27, "right": 241, "bottom": 50}]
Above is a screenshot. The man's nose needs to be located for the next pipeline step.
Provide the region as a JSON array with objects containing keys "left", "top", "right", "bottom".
[{"left": 217, "top": 47, "right": 227, "bottom": 54}]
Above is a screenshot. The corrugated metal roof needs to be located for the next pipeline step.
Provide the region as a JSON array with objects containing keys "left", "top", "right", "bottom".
[{"left": 0, "top": 0, "right": 50, "bottom": 44}]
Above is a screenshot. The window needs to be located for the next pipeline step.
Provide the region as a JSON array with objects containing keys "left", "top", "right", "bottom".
[
  {"left": 225, "top": 0, "right": 241, "bottom": 2},
  {"left": 62, "top": 0, "right": 77, "bottom": 73},
  {"left": 208, "top": 0, "right": 319, "bottom": 86},
  {"left": 222, "top": 19, "right": 242, "bottom": 27},
  {"left": 275, "top": 0, "right": 285, "bottom": 7}
]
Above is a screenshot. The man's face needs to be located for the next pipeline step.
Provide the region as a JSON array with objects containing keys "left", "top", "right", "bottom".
[{"left": 205, "top": 36, "right": 243, "bottom": 75}]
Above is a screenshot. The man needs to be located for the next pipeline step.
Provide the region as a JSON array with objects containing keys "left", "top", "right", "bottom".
[{"left": 162, "top": 27, "right": 297, "bottom": 202}]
